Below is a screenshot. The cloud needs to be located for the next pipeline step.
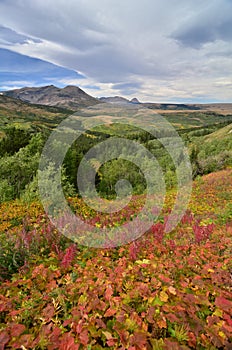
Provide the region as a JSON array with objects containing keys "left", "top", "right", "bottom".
[
  {"left": 0, "top": 0, "right": 231, "bottom": 102},
  {"left": 111, "top": 82, "right": 143, "bottom": 96},
  {"left": 0, "top": 25, "right": 42, "bottom": 46},
  {"left": 171, "top": 0, "right": 232, "bottom": 48}
]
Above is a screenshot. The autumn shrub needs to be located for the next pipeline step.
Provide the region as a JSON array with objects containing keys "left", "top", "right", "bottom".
[
  {"left": 0, "top": 169, "right": 232, "bottom": 348},
  {"left": 151, "top": 222, "right": 165, "bottom": 243},
  {"left": 0, "top": 217, "right": 76, "bottom": 280},
  {"left": 193, "top": 222, "right": 214, "bottom": 244},
  {"left": 60, "top": 243, "right": 78, "bottom": 269},
  {"left": 199, "top": 151, "right": 232, "bottom": 174}
]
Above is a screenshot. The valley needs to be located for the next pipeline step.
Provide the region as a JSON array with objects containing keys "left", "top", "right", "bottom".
[{"left": 0, "top": 86, "right": 231, "bottom": 349}]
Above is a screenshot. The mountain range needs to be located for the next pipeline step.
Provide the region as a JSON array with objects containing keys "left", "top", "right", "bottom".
[
  {"left": 1, "top": 85, "right": 232, "bottom": 114},
  {"left": 2, "top": 85, "right": 142, "bottom": 110},
  {"left": 2, "top": 85, "right": 98, "bottom": 110}
]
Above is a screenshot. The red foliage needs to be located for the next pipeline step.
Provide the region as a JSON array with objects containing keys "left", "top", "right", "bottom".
[
  {"left": 0, "top": 331, "right": 10, "bottom": 350},
  {"left": 151, "top": 222, "right": 165, "bottom": 243},
  {"left": 129, "top": 241, "right": 140, "bottom": 261},
  {"left": 0, "top": 169, "right": 232, "bottom": 349},
  {"left": 59, "top": 333, "right": 79, "bottom": 350},
  {"left": 61, "top": 244, "right": 77, "bottom": 269},
  {"left": 193, "top": 223, "right": 214, "bottom": 243}
]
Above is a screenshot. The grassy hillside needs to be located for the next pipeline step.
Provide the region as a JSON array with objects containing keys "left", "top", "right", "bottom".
[
  {"left": 204, "top": 123, "right": 232, "bottom": 142},
  {"left": 0, "top": 95, "right": 70, "bottom": 135},
  {"left": 1, "top": 95, "right": 232, "bottom": 134},
  {"left": 161, "top": 111, "right": 232, "bottom": 129}
]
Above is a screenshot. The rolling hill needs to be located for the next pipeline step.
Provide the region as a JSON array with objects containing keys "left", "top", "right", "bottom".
[
  {"left": 204, "top": 122, "right": 232, "bottom": 142},
  {"left": 0, "top": 94, "right": 69, "bottom": 134},
  {"left": 1, "top": 92, "right": 232, "bottom": 137}
]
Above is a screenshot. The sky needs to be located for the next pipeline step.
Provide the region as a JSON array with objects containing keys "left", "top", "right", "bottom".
[{"left": 0, "top": 0, "right": 232, "bottom": 103}]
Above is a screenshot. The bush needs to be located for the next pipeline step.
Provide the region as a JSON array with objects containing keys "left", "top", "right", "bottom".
[
  {"left": 0, "top": 133, "right": 45, "bottom": 202},
  {"left": 0, "top": 179, "right": 15, "bottom": 202},
  {"left": 0, "top": 233, "right": 29, "bottom": 280},
  {"left": 199, "top": 151, "right": 232, "bottom": 174}
]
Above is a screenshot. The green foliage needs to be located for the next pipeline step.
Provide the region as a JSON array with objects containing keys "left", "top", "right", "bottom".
[
  {"left": 97, "top": 159, "right": 146, "bottom": 197},
  {"left": 1, "top": 101, "right": 231, "bottom": 201},
  {"left": 0, "top": 126, "right": 32, "bottom": 156},
  {"left": 1, "top": 121, "right": 231, "bottom": 202},
  {"left": 168, "top": 323, "right": 189, "bottom": 342},
  {"left": 38, "top": 162, "right": 76, "bottom": 207},
  {"left": 0, "top": 232, "right": 28, "bottom": 280},
  {"left": 0, "top": 133, "right": 45, "bottom": 202},
  {"left": 0, "top": 179, "right": 15, "bottom": 202}
]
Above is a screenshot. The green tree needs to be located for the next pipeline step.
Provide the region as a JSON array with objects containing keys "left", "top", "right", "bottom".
[{"left": 0, "top": 127, "right": 32, "bottom": 156}]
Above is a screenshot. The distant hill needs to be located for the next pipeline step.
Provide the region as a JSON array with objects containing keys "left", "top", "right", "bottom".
[
  {"left": 143, "top": 103, "right": 201, "bottom": 111},
  {"left": 0, "top": 94, "right": 69, "bottom": 134},
  {"left": 99, "top": 96, "right": 130, "bottom": 104},
  {"left": 130, "top": 98, "right": 140, "bottom": 104},
  {"left": 1, "top": 93, "right": 232, "bottom": 135},
  {"left": 143, "top": 102, "right": 232, "bottom": 114},
  {"left": 2, "top": 85, "right": 99, "bottom": 110},
  {"left": 99, "top": 96, "right": 140, "bottom": 104}
]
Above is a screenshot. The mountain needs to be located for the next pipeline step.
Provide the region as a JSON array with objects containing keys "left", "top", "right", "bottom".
[
  {"left": 2, "top": 85, "right": 232, "bottom": 114},
  {"left": 2, "top": 85, "right": 99, "bottom": 110},
  {"left": 99, "top": 96, "right": 141, "bottom": 104},
  {"left": 99, "top": 96, "right": 130, "bottom": 104},
  {"left": 130, "top": 97, "right": 140, "bottom": 104}
]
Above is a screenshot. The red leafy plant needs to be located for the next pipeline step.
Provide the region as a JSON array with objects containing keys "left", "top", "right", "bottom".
[
  {"left": 151, "top": 222, "right": 165, "bottom": 243},
  {"left": 60, "top": 244, "right": 78, "bottom": 269},
  {"left": 193, "top": 222, "right": 215, "bottom": 244}
]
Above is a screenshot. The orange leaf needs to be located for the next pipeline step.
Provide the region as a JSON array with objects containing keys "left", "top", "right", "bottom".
[
  {"left": 157, "top": 317, "right": 167, "bottom": 329},
  {"left": 104, "top": 307, "right": 117, "bottom": 317},
  {"left": 105, "top": 285, "right": 113, "bottom": 301}
]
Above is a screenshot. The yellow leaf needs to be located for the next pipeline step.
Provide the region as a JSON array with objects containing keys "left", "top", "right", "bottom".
[
  {"left": 159, "top": 291, "right": 168, "bottom": 302},
  {"left": 213, "top": 308, "right": 223, "bottom": 317},
  {"left": 219, "top": 331, "right": 226, "bottom": 339},
  {"left": 208, "top": 268, "right": 214, "bottom": 273},
  {"left": 135, "top": 259, "right": 150, "bottom": 265}
]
